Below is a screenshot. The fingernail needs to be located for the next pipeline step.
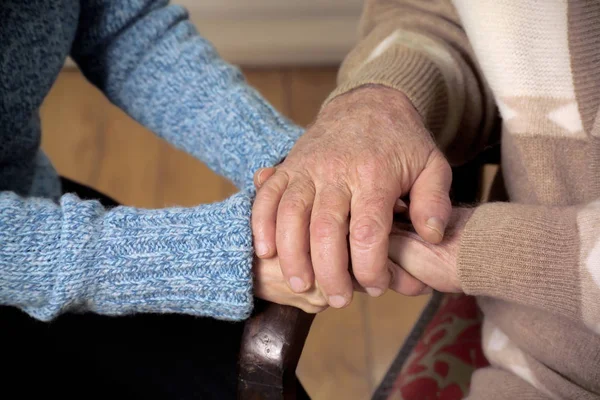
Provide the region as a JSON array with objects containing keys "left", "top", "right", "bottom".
[
  {"left": 365, "top": 287, "right": 384, "bottom": 297},
  {"left": 255, "top": 242, "right": 269, "bottom": 257},
  {"left": 425, "top": 217, "right": 445, "bottom": 239},
  {"left": 255, "top": 168, "right": 266, "bottom": 187},
  {"left": 328, "top": 295, "right": 347, "bottom": 308},
  {"left": 289, "top": 276, "right": 306, "bottom": 292}
]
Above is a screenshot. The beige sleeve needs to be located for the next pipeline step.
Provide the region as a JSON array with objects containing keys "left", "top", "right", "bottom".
[
  {"left": 326, "top": 0, "right": 498, "bottom": 164},
  {"left": 458, "top": 201, "right": 600, "bottom": 333}
]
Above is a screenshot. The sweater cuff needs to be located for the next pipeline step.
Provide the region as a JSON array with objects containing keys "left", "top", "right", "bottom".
[
  {"left": 325, "top": 45, "right": 449, "bottom": 136},
  {"left": 457, "top": 202, "right": 581, "bottom": 317},
  {"left": 221, "top": 86, "right": 302, "bottom": 192},
  {"left": 86, "top": 192, "right": 255, "bottom": 321}
]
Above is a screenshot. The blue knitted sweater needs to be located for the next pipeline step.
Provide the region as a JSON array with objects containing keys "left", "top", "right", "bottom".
[{"left": 0, "top": 1, "right": 302, "bottom": 321}]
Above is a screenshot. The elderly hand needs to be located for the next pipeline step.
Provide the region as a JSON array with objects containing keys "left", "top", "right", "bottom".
[
  {"left": 251, "top": 84, "right": 452, "bottom": 308},
  {"left": 388, "top": 208, "right": 474, "bottom": 293}
]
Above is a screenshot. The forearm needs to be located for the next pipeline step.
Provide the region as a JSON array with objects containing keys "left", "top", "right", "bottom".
[
  {"left": 71, "top": 1, "right": 302, "bottom": 190},
  {"left": 0, "top": 190, "right": 256, "bottom": 321},
  {"left": 458, "top": 201, "right": 600, "bottom": 332}
]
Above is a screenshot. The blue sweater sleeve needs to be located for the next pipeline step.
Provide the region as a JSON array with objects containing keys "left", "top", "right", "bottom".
[
  {"left": 0, "top": 190, "right": 256, "bottom": 322},
  {"left": 70, "top": 0, "right": 303, "bottom": 190}
]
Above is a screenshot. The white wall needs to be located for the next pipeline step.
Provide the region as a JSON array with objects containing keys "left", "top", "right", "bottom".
[
  {"left": 64, "top": 0, "right": 362, "bottom": 68},
  {"left": 175, "top": 0, "right": 362, "bottom": 18},
  {"left": 174, "top": 0, "right": 363, "bottom": 65}
]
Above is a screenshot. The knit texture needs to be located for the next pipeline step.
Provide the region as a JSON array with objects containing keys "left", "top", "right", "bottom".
[
  {"left": 0, "top": 0, "right": 302, "bottom": 321},
  {"left": 335, "top": 0, "right": 600, "bottom": 398}
]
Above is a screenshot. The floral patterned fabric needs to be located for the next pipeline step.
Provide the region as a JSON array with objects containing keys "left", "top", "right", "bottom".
[{"left": 375, "top": 293, "right": 488, "bottom": 400}]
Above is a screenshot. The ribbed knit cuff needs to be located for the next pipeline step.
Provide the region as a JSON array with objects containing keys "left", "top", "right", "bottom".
[
  {"left": 86, "top": 192, "right": 255, "bottom": 321},
  {"left": 324, "top": 45, "right": 449, "bottom": 135},
  {"left": 457, "top": 202, "right": 581, "bottom": 318}
]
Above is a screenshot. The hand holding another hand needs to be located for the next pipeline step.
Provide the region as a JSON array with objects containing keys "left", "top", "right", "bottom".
[
  {"left": 253, "top": 207, "right": 473, "bottom": 313},
  {"left": 253, "top": 255, "right": 328, "bottom": 314},
  {"left": 251, "top": 85, "right": 453, "bottom": 309},
  {"left": 387, "top": 208, "right": 474, "bottom": 294}
]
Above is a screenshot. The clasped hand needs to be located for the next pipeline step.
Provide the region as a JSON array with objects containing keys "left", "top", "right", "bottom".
[{"left": 251, "top": 85, "right": 472, "bottom": 313}]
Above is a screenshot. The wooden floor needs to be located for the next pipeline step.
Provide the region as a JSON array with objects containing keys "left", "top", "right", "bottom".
[{"left": 40, "top": 68, "right": 429, "bottom": 400}]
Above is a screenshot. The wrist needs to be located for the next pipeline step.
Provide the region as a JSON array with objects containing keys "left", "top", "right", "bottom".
[{"left": 326, "top": 84, "right": 416, "bottom": 114}]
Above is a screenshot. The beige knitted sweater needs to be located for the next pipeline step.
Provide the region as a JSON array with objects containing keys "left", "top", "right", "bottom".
[{"left": 328, "top": 1, "right": 600, "bottom": 398}]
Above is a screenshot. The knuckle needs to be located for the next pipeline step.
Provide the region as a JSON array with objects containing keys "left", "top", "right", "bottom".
[
  {"left": 350, "top": 217, "right": 387, "bottom": 247},
  {"left": 257, "top": 181, "right": 284, "bottom": 202},
  {"left": 277, "top": 179, "right": 316, "bottom": 217},
  {"left": 427, "top": 152, "right": 452, "bottom": 181},
  {"left": 310, "top": 214, "right": 346, "bottom": 241},
  {"left": 279, "top": 195, "right": 311, "bottom": 217}
]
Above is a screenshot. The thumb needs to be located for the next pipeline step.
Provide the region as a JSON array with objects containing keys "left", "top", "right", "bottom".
[{"left": 409, "top": 150, "right": 452, "bottom": 244}]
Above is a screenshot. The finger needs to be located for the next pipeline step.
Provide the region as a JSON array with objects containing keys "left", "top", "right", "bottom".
[
  {"left": 253, "top": 167, "right": 276, "bottom": 189},
  {"left": 388, "top": 232, "right": 441, "bottom": 291},
  {"left": 306, "top": 281, "right": 329, "bottom": 310},
  {"left": 409, "top": 150, "right": 452, "bottom": 244},
  {"left": 351, "top": 279, "right": 367, "bottom": 293},
  {"left": 349, "top": 187, "right": 394, "bottom": 298},
  {"left": 310, "top": 186, "right": 353, "bottom": 308},
  {"left": 252, "top": 171, "right": 289, "bottom": 258},
  {"left": 276, "top": 178, "right": 316, "bottom": 293},
  {"left": 387, "top": 260, "right": 430, "bottom": 296},
  {"left": 347, "top": 257, "right": 366, "bottom": 293}
]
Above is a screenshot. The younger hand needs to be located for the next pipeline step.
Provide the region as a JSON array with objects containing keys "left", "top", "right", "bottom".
[
  {"left": 388, "top": 208, "right": 474, "bottom": 293},
  {"left": 253, "top": 255, "right": 328, "bottom": 314}
]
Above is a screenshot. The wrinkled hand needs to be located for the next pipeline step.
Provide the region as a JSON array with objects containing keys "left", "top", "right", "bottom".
[
  {"left": 252, "top": 85, "right": 452, "bottom": 308},
  {"left": 388, "top": 208, "right": 474, "bottom": 293},
  {"left": 253, "top": 255, "right": 328, "bottom": 314}
]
